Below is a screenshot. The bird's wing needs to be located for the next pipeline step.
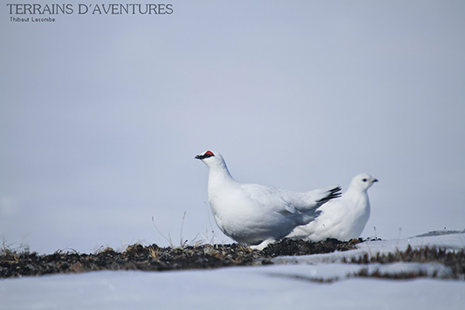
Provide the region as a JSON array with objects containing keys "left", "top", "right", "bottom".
[
  {"left": 240, "top": 183, "right": 340, "bottom": 214},
  {"left": 239, "top": 183, "right": 298, "bottom": 214}
]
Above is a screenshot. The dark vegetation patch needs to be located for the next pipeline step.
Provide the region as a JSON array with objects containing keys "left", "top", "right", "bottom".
[
  {"left": 346, "top": 245, "right": 465, "bottom": 280},
  {"left": 261, "top": 238, "right": 362, "bottom": 257},
  {"left": 0, "top": 238, "right": 358, "bottom": 278},
  {"left": 415, "top": 229, "right": 465, "bottom": 237},
  {"left": 1, "top": 239, "right": 464, "bottom": 281},
  {"left": 354, "top": 267, "right": 433, "bottom": 280}
]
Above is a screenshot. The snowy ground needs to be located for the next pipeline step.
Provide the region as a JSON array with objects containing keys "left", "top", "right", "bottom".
[{"left": 1, "top": 233, "right": 464, "bottom": 310}]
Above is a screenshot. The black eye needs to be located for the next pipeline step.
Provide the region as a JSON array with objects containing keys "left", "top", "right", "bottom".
[
  {"left": 362, "top": 178, "right": 367, "bottom": 182},
  {"left": 203, "top": 152, "right": 214, "bottom": 158}
]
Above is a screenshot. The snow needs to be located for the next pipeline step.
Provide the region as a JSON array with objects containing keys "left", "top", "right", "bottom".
[{"left": 1, "top": 233, "right": 464, "bottom": 310}]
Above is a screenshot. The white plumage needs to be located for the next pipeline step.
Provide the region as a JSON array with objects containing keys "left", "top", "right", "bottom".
[
  {"left": 195, "top": 150, "right": 341, "bottom": 250},
  {"left": 287, "top": 173, "right": 378, "bottom": 242}
]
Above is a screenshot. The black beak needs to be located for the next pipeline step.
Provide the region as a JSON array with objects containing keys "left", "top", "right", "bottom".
[
  {"left": 373, "top": 179, "right": 379, "bottom": 183},
  {"left": 195, "top": 155, "right": 203, "bottom": 160}
]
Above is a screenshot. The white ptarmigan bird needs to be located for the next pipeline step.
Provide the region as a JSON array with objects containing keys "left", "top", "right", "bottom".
[
  {"left": 195, "top": 150, "right": 341, "bottom": 250},
  {"left": 287, "top": 173, "right": 378, "bottom": 242}
]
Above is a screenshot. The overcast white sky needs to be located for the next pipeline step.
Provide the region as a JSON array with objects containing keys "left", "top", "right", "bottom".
[{"left": 1, "top": 1, "right": 464, "bottom": 253}]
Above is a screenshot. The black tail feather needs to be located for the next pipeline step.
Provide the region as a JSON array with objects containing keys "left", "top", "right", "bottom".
[{"left": 317, "top": 186, "right": 342, "bottom": 204}]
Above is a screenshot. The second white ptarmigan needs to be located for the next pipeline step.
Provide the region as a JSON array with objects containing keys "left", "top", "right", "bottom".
[
  {"left": 287, "top": 173, "right": 378, "bottom": 242},
  {"left": 195, "top": 150, "right": 341, "bottom": 250}
]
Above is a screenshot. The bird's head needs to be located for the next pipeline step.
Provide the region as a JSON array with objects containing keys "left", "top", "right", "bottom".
[
  {"left": 195, "top": 150, "right": 226, "bottom": 170},
  {"left": 349, "top": 173, "right": 378, "bottom": 192}
]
